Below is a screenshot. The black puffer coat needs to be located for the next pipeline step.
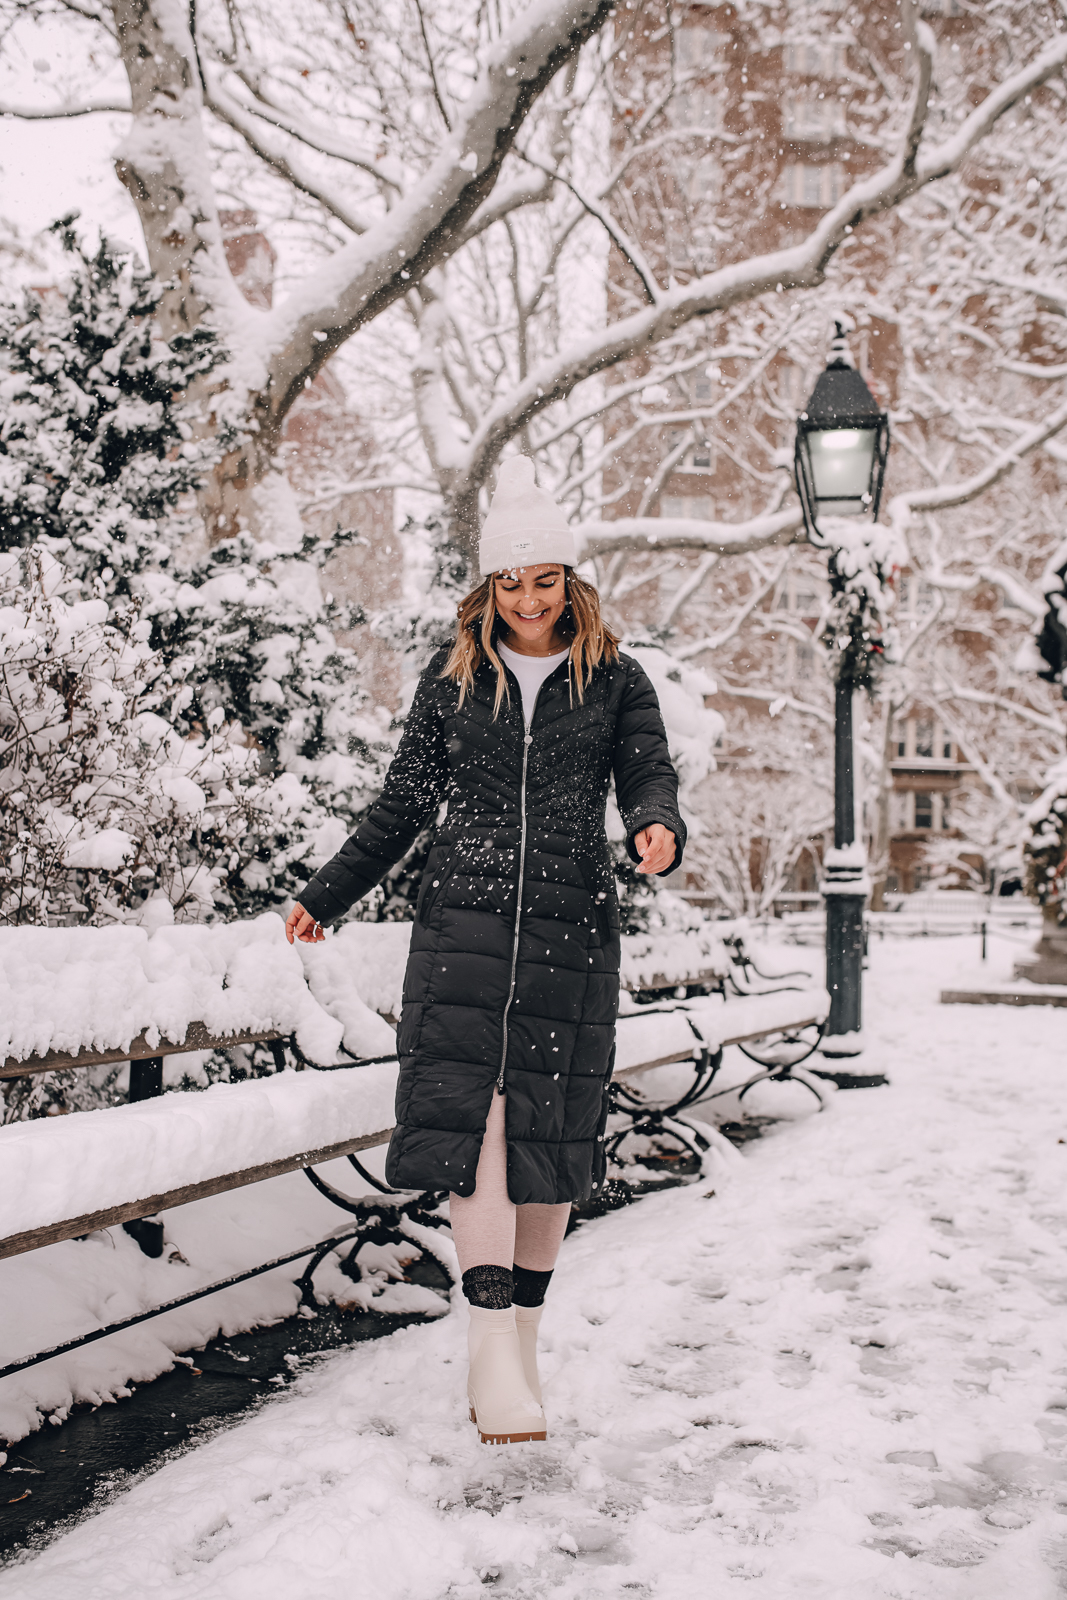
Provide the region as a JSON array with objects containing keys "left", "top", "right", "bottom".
[{"left": 298, "top": 647, "right": 686, "bottom": 1204}]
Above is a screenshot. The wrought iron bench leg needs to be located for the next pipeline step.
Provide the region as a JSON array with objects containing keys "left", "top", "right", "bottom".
[
  {"left": 124, "top": 1057, "right": 166, "bottom": 1254},
  {"left": 298, "top": 1161, "right": 455, "bottom": 1307}
]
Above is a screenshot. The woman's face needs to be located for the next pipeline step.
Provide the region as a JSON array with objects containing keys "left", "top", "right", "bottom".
[{"left": 494, "top": 564, "right": 567, "bottom": 651}]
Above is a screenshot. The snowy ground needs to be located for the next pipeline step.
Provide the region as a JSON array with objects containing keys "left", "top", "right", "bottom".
[{"left": 6, "top": 928, "right": 1067, "bottom": 1598}]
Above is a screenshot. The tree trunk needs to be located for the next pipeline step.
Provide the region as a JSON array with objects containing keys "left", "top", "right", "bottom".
[
  {"left": 111, "top": 0, "right": 267, "bottom": 541},
  {"left": 445, "top": 485, "right": 482, "bottom": 576},
  {"left": 110, "top": 0, "right": 222, "bottom": 341}
]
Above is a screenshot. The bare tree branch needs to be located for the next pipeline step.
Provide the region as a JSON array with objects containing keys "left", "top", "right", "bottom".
[
  {"left": 576, "top": 506, "right": 804, "bottom": 561},
  {"left": 0, "top": 99, "right": 129, "bottom": 117}
]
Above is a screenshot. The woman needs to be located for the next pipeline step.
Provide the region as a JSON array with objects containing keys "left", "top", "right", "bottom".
[{"left": 287, "top": 456, "right": 684, "bottom": 1444}]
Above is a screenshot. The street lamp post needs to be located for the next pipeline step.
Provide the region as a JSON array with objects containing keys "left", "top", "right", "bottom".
[{"left": 794, "top": 326, "right": 890, "bottom": 1058}]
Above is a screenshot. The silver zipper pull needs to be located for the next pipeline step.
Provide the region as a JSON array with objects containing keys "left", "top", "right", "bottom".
[{"left": 524, "top": 733, "right": 533, "bottom": 746}]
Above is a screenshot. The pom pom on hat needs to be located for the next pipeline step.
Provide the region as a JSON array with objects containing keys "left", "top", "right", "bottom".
[{"left": 479, "top": 455, "right": 578, "bottom": 576}]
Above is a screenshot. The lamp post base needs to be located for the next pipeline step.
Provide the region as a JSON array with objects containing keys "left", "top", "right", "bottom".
[{"left": 820, "top": 1028, "right": 865, "bottom": 1060}]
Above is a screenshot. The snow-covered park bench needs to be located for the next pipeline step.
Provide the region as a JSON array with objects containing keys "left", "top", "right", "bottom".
[{"left": 0, "top": 916, "right": 829, "bottom": 1379}]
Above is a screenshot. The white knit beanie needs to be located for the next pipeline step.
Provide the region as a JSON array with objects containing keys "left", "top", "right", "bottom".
[{"left": 478, "top": 456, "right": 578, "bottom": 576}]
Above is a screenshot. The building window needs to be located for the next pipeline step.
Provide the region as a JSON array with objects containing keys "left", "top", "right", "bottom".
[
  {"left": 941, "top": 795, "right": 951, "bottom": 830},
  {"left": 672, "top": 89, "right": 724, "bottom": 130},
  {"left": 943, "top": 736, "right": 953, "bottom": 760},
  {"left": 897, "top": 572, "right": 935, "bottom": 619},
  {"left": 894, "top": 720, "right": 906, "bottom": 758},
  {"left": 783, "top": 40, "right": 847, "bottom": 76},
  {"left": 779, "top": 163, "right": 846, "bottom": 208},
  {"left": 783, "top": 94, "right": 847, "bottom": 142},
  {"left": 914, "top": 792, "right": 933, "bottom": 829},
  {"left": 661, "top": 494, "right": 713, "bottom": 521},
  {"left": 679, "top": 154, "right": 722, "bottom": 205},
  {"left": 676, "top": 27, "right": 730, "bottom": 69},
  {"left": 915, "top": 720, "right": 934, "bottom": 759}
]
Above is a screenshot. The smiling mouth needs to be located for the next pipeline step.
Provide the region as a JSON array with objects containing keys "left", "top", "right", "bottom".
[{"left": 516, "top": 609, "right": 548, "bottom": 620}]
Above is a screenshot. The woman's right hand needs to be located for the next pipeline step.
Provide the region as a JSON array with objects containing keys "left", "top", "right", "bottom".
[{"left": 285, "top": 903, "right": 326, "bottom": 944}]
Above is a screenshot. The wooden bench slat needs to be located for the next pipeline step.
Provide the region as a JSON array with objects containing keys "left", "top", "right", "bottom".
[
  {"left": 612, "top": 1011, "right": 827, "bottom": 1080},
  {"left": 0, "top": 1128, "right": 394, "bottom": 1261},
  {"left": 1, "top": 1024, "right": 287, "bottom": 1080}
]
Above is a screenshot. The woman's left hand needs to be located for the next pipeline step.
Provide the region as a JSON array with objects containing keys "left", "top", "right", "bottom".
[{"left": 634, "top": 823, "right": 676, "bottom": 876}]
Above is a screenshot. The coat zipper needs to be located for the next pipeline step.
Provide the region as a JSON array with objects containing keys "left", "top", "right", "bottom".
[{"left": 496, "top": 682, "right": 541, "bottom": 1094}]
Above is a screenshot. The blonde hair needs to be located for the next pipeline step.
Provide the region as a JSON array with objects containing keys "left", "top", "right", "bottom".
[{"left": 442, "top": 567, "right": 620, "bottom": 716}]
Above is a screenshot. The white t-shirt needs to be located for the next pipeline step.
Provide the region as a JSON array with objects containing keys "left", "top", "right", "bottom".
[{"left": 498, "top": 641, "right": 570, "bottom": 727}]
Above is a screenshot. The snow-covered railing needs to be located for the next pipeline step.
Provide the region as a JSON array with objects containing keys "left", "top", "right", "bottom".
[
  {"left": 779, "top": 898, "right": 1041, "bottom": 947},
  {"left": 0, "top": 916, "right": 830, "bottom": 1383},
  {"left": 1, "top": 917, "right": 739, "bottom": 1082}
]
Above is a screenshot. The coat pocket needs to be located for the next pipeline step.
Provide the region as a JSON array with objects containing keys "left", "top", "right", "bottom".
[{"left": 416, "top": 849, "right": 454, "bottom": 926}]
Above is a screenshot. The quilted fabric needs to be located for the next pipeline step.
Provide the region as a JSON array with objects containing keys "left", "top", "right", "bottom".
[{"left": 298, "top": 647, "right": 686, "bottom": 1204}]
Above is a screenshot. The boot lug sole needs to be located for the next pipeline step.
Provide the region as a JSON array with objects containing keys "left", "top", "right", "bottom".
[
  {"left": 469, "top": 1400, "right": 546, "bottom": 1442},
  {"left": 478, "top": 1429, "right": 547, "bottom": 1444}
]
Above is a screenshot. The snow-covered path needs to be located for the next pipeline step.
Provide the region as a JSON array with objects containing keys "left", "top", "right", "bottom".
[{"left": 6, "top": 934, "right": 1067, "bottom": 1599}]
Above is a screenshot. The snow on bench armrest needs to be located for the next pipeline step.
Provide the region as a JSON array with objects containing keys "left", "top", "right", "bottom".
[
  {"left": 299, "top": 922, "right": 412, "bottom": 1025},
  {"left": 0, "top": 1064, "right": 399, "bottom": 1240},
  {"left": 614, "top": 1010, "right": 703, "bottom": 1074}
]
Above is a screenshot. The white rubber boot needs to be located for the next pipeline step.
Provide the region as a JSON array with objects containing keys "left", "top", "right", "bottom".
[
  {"left": 514, "top": 1304, "right": 544, "bottom": 1404},
  {"left": 466, "top": 1306, "right": 546, "bottom": 1444}
]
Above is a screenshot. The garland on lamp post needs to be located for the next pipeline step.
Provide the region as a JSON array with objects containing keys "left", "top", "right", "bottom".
[{"left": 818, "top": 517, "right": 901, "bottom": 693}]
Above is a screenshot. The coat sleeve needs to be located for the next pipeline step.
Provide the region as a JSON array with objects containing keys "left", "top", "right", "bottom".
[
  {"left": 297, "top": 662, "right": 451, "bottom": 925},
  {"left": 612, "top": 656, "right": 687, "bottom": 877}
]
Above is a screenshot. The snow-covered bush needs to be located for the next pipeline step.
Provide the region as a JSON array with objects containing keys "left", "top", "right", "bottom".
[
  {"left": 1022, "top": 758, "right": 1067, "bottom": 922},
  {"left": 146, "top": 528, "right": 394, "bottom": 915},
  {"left": 0, "top": 218, "right": 396, "bottom": 926},
  {"left": 0, "top": 546, "right": 269, "bottom": 929},
  {"left": 0, "top": 217, "right": 223, "bottom": 612}
]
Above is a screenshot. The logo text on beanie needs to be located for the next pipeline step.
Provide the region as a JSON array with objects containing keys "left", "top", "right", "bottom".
[{"left": 510, "top": 538, "right": 535, "bottom": 557}]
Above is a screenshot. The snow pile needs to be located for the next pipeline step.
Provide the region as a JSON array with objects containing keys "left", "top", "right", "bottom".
[
  {"left": 0, "top": 1062, "right": 399, "bottom": 1241},
  {"left": 300, "top": 922, "right": 413, "bottom": 1023},
  {"left": 0, "top": 914, "right": 395, "bottom": 1067}
]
